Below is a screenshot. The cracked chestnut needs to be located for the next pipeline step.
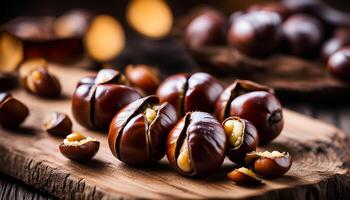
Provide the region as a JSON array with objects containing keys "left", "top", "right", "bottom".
[
  {"left": 166, "top": 111, "right": 227, "bottom": 176},
  {"left": 227, "top": 167, "right": 262, "bottom": 186},
  {"left": 245, "top": 151, "right": 292, "bottom": 178},
  {"left": 72, "top": 69, "right": 141, "bottom": 130},
  {"left": 108, "top": 95, "right": 177, "bottom": 165},
  {"left": 0, "top": 93, "right": 29, "bottom": 129},
  {"left": 59, "top": 132, "right": 100, "bottom": 161},
  {"left": 44, "top": 112, "right": 72, "bottom": 137},
  {"left": 327, "top": 47, "right": 350, "bottom": 82},
  {"left": 125, "top": 64, "right": 161, "bottom": 95},
  {"left": 156, "top": 72, "right": 223, "bottom": 118},
  {"left": 215, "top": 80, "right": 283, "bottom": 146},
  {"left": 223, "top": 117, "right": 259, "bottom": 165}
]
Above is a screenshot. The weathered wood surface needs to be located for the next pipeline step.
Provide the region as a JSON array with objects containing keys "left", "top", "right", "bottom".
[{"left": 0, "top": 65, "right": 350, "bottom": 199}]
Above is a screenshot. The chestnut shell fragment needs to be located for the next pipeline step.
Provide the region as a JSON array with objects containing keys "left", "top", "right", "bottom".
[
  {"left": 227, "top": 167, "right": 262, "bottom": 186},
  {"left": 44, "top": 112, "right": 72, "bottom": 137}
]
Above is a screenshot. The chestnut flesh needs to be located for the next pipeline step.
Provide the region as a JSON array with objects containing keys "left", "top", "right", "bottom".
[
  {"left": 108, "top": 95, "right": 177, "bottom": 165},
  {"left": 125, "top": 64, "right": 161, "bottom": 95},
  {"left": 327, "top": 47, "right": 350, "bottom": 82},
  {"left": 44, "top": 112, "right": 72, "bottom": 137},
  {"left": 0, "top": 93, "right": 29, "bottom": 129},
  {"left": 227, "top": 167, "right": 262, "bottom": 185},
  {"left": 166, "top": 111, "right": 227, "bottom": 176}
]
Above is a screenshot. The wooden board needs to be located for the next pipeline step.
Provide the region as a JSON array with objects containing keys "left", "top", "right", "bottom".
[{"left": 0, "top": 65, "right": 350, "bottom": 199}]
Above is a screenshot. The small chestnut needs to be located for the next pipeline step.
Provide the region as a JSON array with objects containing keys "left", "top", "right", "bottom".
[
  {"left": 223, "top": 117, "right": 259, "bottom": 165},
  {"left": 156, "top": 72, "right": 223, "bottom": 118},
  {"left": 282, "top": 14, "right": 325, "bottom": 57},
  {"left": 59, "top": 132, "right": 100, "bottom": 161},
  {"left": 43, "top": 112, "right": 72, "bottom": 137},
  {"left": 245, "top": 151, "right": 292, "bottom": 178},
  {"left": 215, "top": 80, "right": 283, "bottom": 146},
  {"left": 227, "top": 167, "right": 262, "bottom": 186},
  {"left": 108, "top": 95, "right": 177, "bottom": 165},
  {"left": 185, "top": 9, "right": 226, "bottom": 48},
  {"left": 0, "top": 93, "right": 29, "bottom": 129},
  {"left": 125, "top": 64, "right": 161, "bottom": 95},
  {"left": 327, "top": 47, "right": 350, "bottom": 82},
  {"left": 227, "top": 10, "right": 282, "bottom": 57},
  {"left": 322, "top": 36, "right": 350, "bottom": 61},
  {"left": 166, "top": 111, "right": 227, "bottom": 176},
  {"left": 72, "top": 68, "right": 141, "bottom": 130}
]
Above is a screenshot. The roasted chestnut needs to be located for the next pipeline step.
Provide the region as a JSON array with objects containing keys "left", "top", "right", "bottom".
[
  {"left": 125, "top": 64, "right": 161, "bottom": 95},
  {"left": 227, "top": 167, "right": 262, "bottom": 186},
  {"left": 245, "top": 151, "right": 292, "bottom": 178},
  {"left": 282, "top": 14, "right": 324, "bottom": 57},
  {"left": 322, "top": 28, "right": 350, "bottom": 61},
  {"left": 72, "top": 69, "right": 141, "bottom": 130},
  {"left": 166, "top": 111, "right": 227, "bottom": 176},
  {"left": 327, "top": 47, "right": 350, "bottom": 82},
  {"left": 0, "top": 93, "right": 29, "bottom": 129},
  {"left": 215, "top": 80, "right": 283, "bottom": 146},
  {"left": 59, "top": 132, "right": 100, "bottom": 161},
  {"left": 156, "top": 72, "right": 223, "bottom": 118},
  {"left": 43, "top": 112, "right": 72, "bottom": 137},
  {"left": 185, "top": 9, "right": 226, "bottom": 48},
  {"left": 227, "top": 10, "right": 282, "bottom": 57},
  {"left": 108, "top": 95, "right": 177, "bottom": 165},
  {"left": 247, "top": 3, "right": 290, "bottom": 19},
  {"left": 223, "top": 117, "right": 259, "bottom": 165}
]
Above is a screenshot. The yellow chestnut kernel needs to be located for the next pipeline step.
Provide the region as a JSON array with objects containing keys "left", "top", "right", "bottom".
[
  {"left": 26, "top": 70, "right": 42, "bottom": 92},
  {"left": 238, "top": 167, "right": 258, "bottom": 179},
  {"left": 177, "top": 141, "right": 193, "bottom": 173},
  {"left": 255, "top": 150, "right": 286, "bottom": 158},
  {"left": 145, "top": 108, "right": 157, "bottom": 123},
  {"left": 66, "top": 132, "right": 86, "bottom": 142},
  {"left": 224, "top": 119, "right": 244, "bottom": 147}
]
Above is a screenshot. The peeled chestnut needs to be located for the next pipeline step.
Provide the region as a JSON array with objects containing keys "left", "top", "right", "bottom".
[
  {"left": 227, "top": 167, "right": 262, "bottom": 186},
  {"left": 72, "top": 69, "right": 141, "bottom": 130},
  {"left": 125, "top": 64, "right": 161, "bottom": 95},
  {"left": 223, "top": 117, "right": 259, "bottom": 165},
  {"left": 0, "top": 93, "right": 29, "bottom": 129},
  {"left": 43, "top": 112, "right": 72, "bottom": 137},
  {"left": 166, "top": 111, "right": 227, "bottom": 176},
  {"left": 245, "top": 151, "right": 292, "bottom": 178},
  {"left": 227, "top": 10, "right": 282, "bottom": 57},
  {"left": 282, "top": 14, "right": 324, "bottom": 57},
  {"left": 327, "top": 47, "right": 350, "bottom": 82},
  {"left": 59, "top": 132, "right": 100, "bottom": 161},
  {"left": 108, "top": 95, "right": 177, "bottom": 165},
  {"left": 185, "top": 9, "right": 225, "bottom": 48},
  {"left": 215, "top": 80, "right": 283, "bottom": 146},
  {"left": 156, "top": 72, "right": 223, "bottom": 118}
]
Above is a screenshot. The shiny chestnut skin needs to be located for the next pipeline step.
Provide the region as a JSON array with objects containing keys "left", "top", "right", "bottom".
[
  {"left": 156, "top": 72, "right": 223, "bottom": 118},
  {"left": 322, "top": 28, "right": 350, "bottom": 61},
  {"left": 166, "top": 111, "right": 227, "bottom": 176},
  {"left": 59, "top": 132, "right": 100, "bottom": 161},
  {"left": 227, "top": 10, "right": 282, "bottom": 57},
  {"left": 227, "top": 167, "right": 262, "bottom": 186},
  {"left": 282, "top": 14, "right": 324, "bottom": 57},
  {"left": 215, "top": 80, "right": 283, "bottom": 146},
  {"left": 125, "top": 64, "right": 161, "bottom": 95},
  {"left": 44, "top": 112, "right": 72, "bottom": 137},
  {"left": 72, "top": 69, "right": 141, "bottom": 130},
  {"left": 222, "top": 117, "right": 259, "bottom": 165},
  {"left": 247, "top": 3, "right": 290, "bottom": 19},
  {"left": 0, "top": 93, "right": 29, "bottom": 129},
  {"left": 245, "top": 151, "right": 292, "bottom": 178},
  {"left": 327, "top": 47, "right": 350, "bottom": 82},
  {"left": 185, "top": 9, "right": 225, "bottom": 49},
  {"left": 108, "top": 95, "right": 177, "bottom": 165}
]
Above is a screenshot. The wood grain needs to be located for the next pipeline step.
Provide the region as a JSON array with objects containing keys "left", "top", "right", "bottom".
[{"left": 0, "top": 64, "right": 350, "bottom": 199}]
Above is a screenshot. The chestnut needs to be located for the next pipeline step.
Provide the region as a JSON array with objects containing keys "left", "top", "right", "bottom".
[
  {"left": 185, "top": 9, "right": 226, "bottom": 48},
  {"left": 59, "top": 132, "right": 100, "bottom": 161},
  {"left": 227, "top": 167, "right": 262, "bottom": 186},
  {"left": 72, "top": 69, "right": 141, "bottom": 130},
  {"left": 215, "top": 80, "right": 283, "bottom": 146},
  {"left": 327, "top": 47, "right": 350, "bottom": 82},
  {"left": 245, "top": 151, "right": 292, "bottom": 178},
  {"left": 125, "top": 64, "right": 161, "bottom": 95},
  {"left": 166, "top": 111, "right": 227, "bottom": 176},
  {"left": 223, "top": 117, "right": 259, "bottom": 165},
  {"left": 247, "top": 3, "right": 290, "bottom": 19},
  {"left": 227, "top": 10, "right": 282, "bottom": 57},
  {"left": 282, "top": 14, "right": 325, "bottom": 57},
  {"left": 322, "top": 28, "right": 350, "bottom": 61},
  {"left": 0, "top": 93, "right": 29, "bottom": 129},
  {"left": 156, "top": 72, "right": 223, "bottom": 118},
  {"left": 43, "top": 112, "right": 72, "bottom": 137},
  {"left": 108, "top": 95, "right": 177, "bottom": 165}
]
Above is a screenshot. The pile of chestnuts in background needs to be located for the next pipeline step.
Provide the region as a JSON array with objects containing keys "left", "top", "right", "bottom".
[{"left": 184, "top": 2, "right": 350, "bottom": 82}]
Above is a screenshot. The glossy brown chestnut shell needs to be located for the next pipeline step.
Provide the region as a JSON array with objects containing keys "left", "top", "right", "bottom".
[
  {"left": 166, "top": 111, "right": 227, "bottom": 176},
  {"left": 156, "top": 72, "right": 223, "bottom": 118},
  {"left": 222, "top": 117, "right": 259, "bottom": 165},
  {"left": 0, "top": 93, "right": 29, "bottom": 129},
  {"left": 125, "top": 64, "right": 161, "bottom": 95},
  {"left": 44, "top": 112, "right": 72, "bottom": 137},
  {"left": 227, "top": 167, "right": 262, "bottom": 186},
  {"left": 72, "top": 69, "right": 141, "bottom": 130},
  {"left": 247, "top": 3, "right": 290, "bottom": 19},
  {"left": 108, "top": 95, "right": 177, "bottom": 165},
  {"left": 322, "top": 29, "right": 350, "bottom": 61},
  {"left": 245, "top": 151, "right": 292, "bottom": 178},
  {"left": 327, "top": 47, "right": 350, "bottom": 82},
  {"left": 215, "top": 80, "right": 283, "bottom": 146}
]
